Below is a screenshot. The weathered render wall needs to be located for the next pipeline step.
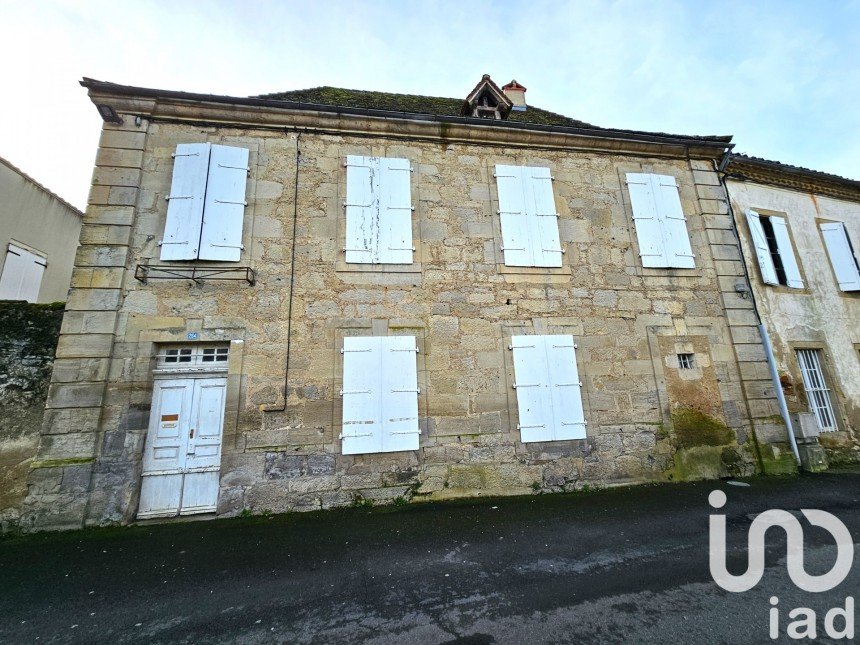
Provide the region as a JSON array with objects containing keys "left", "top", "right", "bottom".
[
  {"left": 21, "top": 112, "right": 783, "bottom": 530},
  {"left": 0, "top": 302, "right": 63, "bottom": 529},
  {"left": 0, "top": 158, "right": 82, "bottom": 303},
  {"left": 728, "top": 179, "right": 860, "bottom": 463}
]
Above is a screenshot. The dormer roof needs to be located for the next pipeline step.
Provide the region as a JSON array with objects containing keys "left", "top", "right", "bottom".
[{"left": 462, "top": 74, "right": 513, "bottom": 119}]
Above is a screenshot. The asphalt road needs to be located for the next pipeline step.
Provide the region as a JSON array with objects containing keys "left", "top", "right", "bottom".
[{"left": 1, "top": 471, "right": 858, "bottom": 644}]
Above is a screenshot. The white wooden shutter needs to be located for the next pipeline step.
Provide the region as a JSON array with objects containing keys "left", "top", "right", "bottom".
[
  {"left": 0, "top": 244, "right": 46, "bottom": 302},
  {"left": 341, "top": 336, "right": 383, "bottom": 454},
  {"left": 345, "top": 155, "right": 380, "bottom": 263},
  {"left": 379, "top": 158, "right": 414, "bottom": 264},
  {"left": 496, "top": 165, "right": 532, "bottom": 266},
  {"left": 653, "top": 175, "right": 695, "bottom": 268},
  {"left": 525, "top": 166, "right": 563, "bottom": 268},
  {"left": 746, "top": 210, "right": 779, "bottom": 285},
  {"left": 627, "top": 173, "right": 667, "bottom": 267},
  {"left": 199, "top": 144, "right": 249, "bottom": 261},
  {"left": 161, "top": 143, "right": 210, "bottom": 260},
  {"left": 770, "top": 216, "right": 803, "bottom": 288},
  {"left": 544, "top": 335, "right": 586, "bottom": 440},
  {"left": 381, "top": 335, "right": 420, "bottom": 452},
  {"left": 511, "top": 335, "right": 554, "bottom": 442},
  {"left": 820, "top": 222, "right": 860, "bottom": 291}
]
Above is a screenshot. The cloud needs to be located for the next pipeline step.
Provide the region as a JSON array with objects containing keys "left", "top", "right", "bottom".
[{"left": 0, "top": 0, "right": 857, "bottom": 208}]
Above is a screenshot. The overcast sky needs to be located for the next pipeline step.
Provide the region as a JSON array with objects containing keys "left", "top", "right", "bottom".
[{"left": 2, "top": 0, "right": 859, "bottom": 209}]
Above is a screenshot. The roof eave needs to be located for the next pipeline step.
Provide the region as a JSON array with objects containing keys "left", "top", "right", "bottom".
[
  {"left": 81, "top": 78, "right": 733, "bottom": 158},
  {"left": 726, "top": 154, "right": 860, "bottom": 202}
]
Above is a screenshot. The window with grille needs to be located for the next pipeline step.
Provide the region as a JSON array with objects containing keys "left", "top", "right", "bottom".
[
  {"left": 678, "top": 353, "right": 694, "bottom": 369},
  {"left": 156, "top": 344, "right": 230, "bottom": 372},
  {"left": 796, "top": 349, "right": 837, "bottom": 432}
]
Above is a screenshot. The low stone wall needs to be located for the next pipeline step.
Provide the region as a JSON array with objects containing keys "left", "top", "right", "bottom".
[{"left": 0, "top": 301, "right": 64, "bottom": 530}]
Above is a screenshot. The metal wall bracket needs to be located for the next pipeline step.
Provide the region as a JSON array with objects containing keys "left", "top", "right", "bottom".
[{"left": 135, "top": 264, "right": 256, "bottom": 286}]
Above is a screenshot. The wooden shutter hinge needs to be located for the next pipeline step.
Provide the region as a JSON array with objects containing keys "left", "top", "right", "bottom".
[{"left": 213, "top": 199, "right": 248, "bottom": 206}]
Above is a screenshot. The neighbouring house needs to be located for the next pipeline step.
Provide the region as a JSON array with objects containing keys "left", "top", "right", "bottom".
[
  {"left": 0, "top": 156, "right": 83, "bottom": 303},
  {"left": 725, "top": 155, "right": 860, "bottom": 466},
  {"left": 21, "top": 75, "right": 796, "bottom": 530}
]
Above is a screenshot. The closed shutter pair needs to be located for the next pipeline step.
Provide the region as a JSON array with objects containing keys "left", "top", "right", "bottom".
[
  {"left": 0, "top": 244, "right": 46, "bottom": 302},
  {"left": 495, "top": 165, "right": 564, "bottom": 267},
  {"left": 160, "top": 143, "right": 249, "bottom": 262},
  {"left": 341, "top": 336, "right": 420, "bottom": 454},
  {"left": 510, "top": 335, "right": 586, "bottom": 442},
  {"left": 626, "top": 173, "right": 696, "bottom": 268},
  {"left": 344, "top": 156, "right": 414, "bottom": 264}
]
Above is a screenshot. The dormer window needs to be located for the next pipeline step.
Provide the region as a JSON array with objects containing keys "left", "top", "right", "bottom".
[
  {"left": 474, "top": 94, "right": 501, "bottom": 119},
  {"left": 463, "top": 74, "right": 513, "bottom": 120}
]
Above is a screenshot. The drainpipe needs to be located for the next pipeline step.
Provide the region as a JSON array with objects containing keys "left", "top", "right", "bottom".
[
  {"left": 758, "top": 323, "right": 801, "bottom": 465},
  {"left": 264, "top": 131, "right": 301, "bottom": 412},
  {"left": 718, "top": 152, "right": 801, "bottom": 466}
]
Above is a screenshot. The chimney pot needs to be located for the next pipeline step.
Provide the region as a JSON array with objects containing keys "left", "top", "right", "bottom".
[{"left": 502, "top": 80, "right": 527, "bottom": 110}]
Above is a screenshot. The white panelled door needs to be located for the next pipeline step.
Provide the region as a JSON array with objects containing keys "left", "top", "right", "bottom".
[{"left": 139, "top": 377, "right": 227, "bottom": 518}]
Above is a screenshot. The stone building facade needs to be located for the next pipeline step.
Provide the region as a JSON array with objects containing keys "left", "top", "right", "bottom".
[
  {"left": 21, "top": 76, "right": 794, "bottom": 530},
  {"left": 726, "top": 155, "right": 860, "bottom": 466}
]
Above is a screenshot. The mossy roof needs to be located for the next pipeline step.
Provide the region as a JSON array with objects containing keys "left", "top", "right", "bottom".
[
  {"left": 255, "top": 86, "right": 732, "bottom": 143},
  {"left": 256, "top": 86, "right": 597, "bottom": 128}
]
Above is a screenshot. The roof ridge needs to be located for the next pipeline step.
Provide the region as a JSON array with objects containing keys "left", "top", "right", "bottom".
[
  {"left": 0, "top": 155, "right": 83, "bottom": 216},
  {"left": 255, "top": 85, "right": 466, "bottom": 103}
]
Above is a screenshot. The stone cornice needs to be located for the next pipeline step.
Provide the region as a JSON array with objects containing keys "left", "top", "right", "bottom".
[
  {"left": 83, "top": 79, "right": 733, "bottom": 160},
  {"left": 727, "top": 156, "right": 860, "bottom": 203}
]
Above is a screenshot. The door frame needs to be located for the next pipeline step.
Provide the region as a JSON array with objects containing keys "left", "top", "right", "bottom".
[{"left": 137, "top": 342, "right": 233, "bottom": 520}]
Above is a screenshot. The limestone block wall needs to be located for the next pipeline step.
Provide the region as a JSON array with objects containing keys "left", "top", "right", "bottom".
[
  {"left": 21, "top": 112, "right": 785, "bottom": 529},
  {"left": 727, "top": 179, "right": 860, "bottom": 465}
]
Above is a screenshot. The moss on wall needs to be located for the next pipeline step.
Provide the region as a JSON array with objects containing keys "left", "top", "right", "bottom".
[
  {"left": 671, "top": 406, "right": 734, "bottom": 449},
  {"left": 0, "top": 301, "right": 64, "bottom": 521}
]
